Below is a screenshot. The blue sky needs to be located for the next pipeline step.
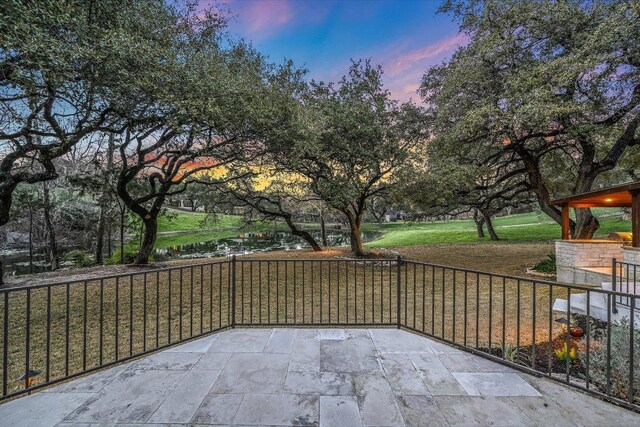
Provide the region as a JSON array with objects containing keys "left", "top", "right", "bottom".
[{"left": 203, "top": 0, "right": 465, "bottom": 102}]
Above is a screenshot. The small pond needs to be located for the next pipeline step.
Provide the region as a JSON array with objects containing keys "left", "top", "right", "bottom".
[
  {"left": 151, "top": 230, "right": 380, "bottom": 261},
  {"left": 1, "top": 229, "right": 380, "bottom": 277}
]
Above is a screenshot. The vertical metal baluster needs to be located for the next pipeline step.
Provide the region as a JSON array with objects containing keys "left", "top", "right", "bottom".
[
  {"left": 389, "top": 261, "right": 392, "bottom": 324},
  {"left": 422, "top": 264, "right": 426, "bottom": 331},
  {"left": 276, "top": 261, "right": 280, "bottom": 324},
  {"left": 504, "top": 277, "right": 508, "bottom": 362},
  {"left": 218, "top": 264, "right": 222, "bottom": 329},
  {"left": 531, "top": 282, "right": 535, "bottom": 370},
  {"left": 442, "top": 268, "right": 446, "bottom": 338},
  {"left": 452, "top": 270, "right": 456, "bottom": 343},
  {"left": 547, "top": 284, "right": 553, "bottom": 374},
  {"left": 24, "top": 289, "right": 31, "bottom": 391},
  {"left": 231, "top": 256, "right": 237, "bottom": 327},
  {"left": 294, "top": 261, "right": 297, "bottom": 323},
  {"left": 209, "top": 264, "right": 214, "bottom": 330},
  {"left": 488, "top": 276, "right": 492, "bottom": 353},
  {"left": 241, "top": 261, "right": 245, "bottom": 325},
  {"left": 431, "top": 266, "right": 435, "bottom": 335},
  {"left": 629, "top": 296, "right": 635, "bottom": 403},
  {"left": 586, "top": 291, "right": 591, "bottom": 389},
  {"left": 311, "top": 261, "right": 315, "bottom": 323},
  {"left": 354, "top": 260, "right": 357, "bottom": 323},
  {"left": 345, "top": 261, "right": 348, "bottom": 323},
  {"left": 251, "top": 261, "right": 254, "bottom": 324},
  {"left": 328, "top": 261, "right": 331, "bottom": 323},
  {"left": 115, "top": 277, "right": 120, "bottom": 359},
  {"left": 156, "top": 271, "right": 160, "bottom": 346},
  {"left": 267, "top": 262, "right": 271, "bottom": 324},
  {"left": 403, "top": 261, "right": 408, "bottom": 326},
  {"left": 259, "top": 261, "right": 263, "bottom": 324},
  {"left": 396, "top": 256, "right": 401, "bottom": 328},
  {"left": 565, "top": 288, "right": 571, "bottom": 381},
  {"left": 2, "top": 292, "right": 7, "bottom": 397},
  {"left": 339, "top": 261, "right": 342, "bottom": 323},
  {"left": 143, "top": 274, "right": 147, "bottom": 352},
  {"left": 474, "top": 273, "right": 479, "bottom": 348},
  {"left": 413, "top": 262, "right": 417, "bottom": 329},
  {"left": 47, "top": 286, "right": 52, "bottom": 381},
  {"left": 517, "top": 279, "right": 521, "bottom": 354},
  {"left": 372, "top": 261, "right": 375, "bottom": 324},
  {"left": 285, "top": 261, "right": 288, "bottom": 324},
  {"left": 65, "top": 283, "right": 70, "bottom": 374},
  {"left": 380, "top": 261, "right": 384, "bottom": 324},
  {"left": 190, "top": 267, "right": 194, "bottom": 337},
  {"left": 129, "top": 275, "right": 133, "bottom": 356},
  {"left": 302, "top": 261, "right": 306, "bottom": 323},
  {"left": 200, "top": 265, "right": 204, "bottom": 334},
  {"left": 83, "top": 281, "right": 88, "bottom": 370},
  {"left": 607, "top": 293, "right": 612, "bottom": 395},
  {"left": 179, "top": 269, "right": 183, "bottom": 340},
  {"left": 168, "top": 271, "right": 172, "bottom": 344},
  {"left": 320, "top": 261, "right": 323, "bottom": 323},
  {"left": 463, "top": 271, "right": 468, "bottom": 346}
]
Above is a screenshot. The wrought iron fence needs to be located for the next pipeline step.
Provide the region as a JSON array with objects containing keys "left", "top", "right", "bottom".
[
  {"left": 613, "top": 258, "right": 639, "bottom": 310},
  {"left": 1, "top": 256, "right": 639, "bottom": 413}
]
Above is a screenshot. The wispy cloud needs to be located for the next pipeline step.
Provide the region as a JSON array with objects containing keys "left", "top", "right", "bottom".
[
  {"left": 236, "top": 0, "right": 294, "bottom": 38},
  {"left": 380, "top": 33, "right": 467, "bottom": 102},
  {"left": 385, "top": 34, "right": 467, "bottom": 77}
]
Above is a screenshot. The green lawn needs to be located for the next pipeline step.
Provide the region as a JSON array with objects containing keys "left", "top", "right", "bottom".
[
  {"left": 364, "top": 209, "right": 630, "bottom": 248},
  {"left": 158, "top": 210, "right": 242, "bottom": 232},
  {"left": 151, "top": 208, "right": 631, "bottom": 250}
]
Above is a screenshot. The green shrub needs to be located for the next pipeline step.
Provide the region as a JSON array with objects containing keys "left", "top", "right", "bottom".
[
  {"left": 105, "top": 249, "right": 154, "bottom": 265},
  {"left": 589, "top": 317, "right": 640, "bottom": 401},
  {"left": 64, "top": 250, "right": 93, "bottom": 267},
  {"left": 532, "top": 251, "right": 556, "bottom": 273}
]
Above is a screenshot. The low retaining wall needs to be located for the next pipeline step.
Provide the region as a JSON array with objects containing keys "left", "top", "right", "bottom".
[{"left": 555, "top": 240, "right": 624, "bottom": 286}]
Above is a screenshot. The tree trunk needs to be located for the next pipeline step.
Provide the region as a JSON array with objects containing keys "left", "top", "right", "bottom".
[
  {"left": 284, "top": 216, "right": 323, "bottom": 251},
  {"left": 473, "top": 209, "right": 485, "bottom": 238},
  {"left": 95, "top": 207, "right": 106, "bottom": 264},
  {"left": 573, "top": 207, "right": 600, "bottom": 239},
  {"left": 346, "top": 210, "right": 366, "bottom": 256},
  {"left": 320, "top": 211, "right": 328, "bottom": 247},
  {"left": 29, "top": 206, "right": 34, "bottom": 273},
  {"left": 134, "top": 216, "right": 158, "bottom": 264},
  {"left": 42, "top": 182, "right": 59, "bottom": 270},
  {"left": 120, "top": 207, "right": 125, "bottom": 264},
  {"left": 482, "top": 211, "right": 500, "bottom": 241}
]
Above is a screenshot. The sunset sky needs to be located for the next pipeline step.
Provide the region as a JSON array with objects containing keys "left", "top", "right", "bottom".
[{"left": 203, "top": 0, "right": 465, "bottom": 103}]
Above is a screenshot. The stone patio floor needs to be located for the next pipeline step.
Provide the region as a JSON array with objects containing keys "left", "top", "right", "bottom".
[{"left": 1, "top": 328, "right": 639, "bottom": 426}]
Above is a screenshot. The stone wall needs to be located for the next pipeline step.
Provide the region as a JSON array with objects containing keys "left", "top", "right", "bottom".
[
  {"left": 623, "top": 247, "right": 640, "bottom": 265},
  {"left": 555, "top": 240, "right": 624, "bottom": 268}
]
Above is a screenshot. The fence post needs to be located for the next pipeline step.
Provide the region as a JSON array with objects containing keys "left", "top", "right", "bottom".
[
  {"left": 612, "top": 257, "right": 617, "bottom": 314},
  {"left": 231, "top": 255, "right": 237, "bottom": 327},
  {"left": 396, "top": 255, "right": 402, "bottom": 329}
]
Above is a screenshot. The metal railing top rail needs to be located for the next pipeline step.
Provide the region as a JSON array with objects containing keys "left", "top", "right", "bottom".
[
  {"left": 5, "top": 255, "right": 639, "bottom": 298},
  {"left": 0, "top": 259, "right": 232, "bottom": 293}
]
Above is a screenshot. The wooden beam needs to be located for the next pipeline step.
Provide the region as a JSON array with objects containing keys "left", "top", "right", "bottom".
[
  {"left": 562, "top": 204, "right": 570, "bottom": 240},
  {"left": 632, "top": 191, "right": 640, "bottom": 248}
]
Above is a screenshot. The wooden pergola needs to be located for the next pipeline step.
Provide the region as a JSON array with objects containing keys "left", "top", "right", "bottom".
[{"left": 551, "top": 181, "right": 640, "bottom": 248}]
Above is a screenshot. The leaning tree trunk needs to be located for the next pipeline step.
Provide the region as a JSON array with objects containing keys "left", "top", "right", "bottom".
[
  {"left": 284, "top": 215, "right": 323, "bottom": 251},
  {"left": 42, "top": 182, "right": 59, "bottom": 270},
  {"left": 134, "top": 216, "right": 158, "bottom": 264},
  {"left": 473, "top": 209, "right": 485, "bottom": 238},
  {"left": 482, "top": 211, "right": 500, "bottom": 241},
  {"left": 573, "top": 208, "right": 600, "bottom": 239}
]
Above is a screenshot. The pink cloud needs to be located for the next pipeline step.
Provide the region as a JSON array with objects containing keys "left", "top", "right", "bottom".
[
  {"left": 378, "top": 33, "right": 467, "bottom": 103},
  {"left": 241, "top": 0, "right": 294, "bottom": 37},
  {"left": 385, "top": 33, "right": 467, "bottom": 77}
]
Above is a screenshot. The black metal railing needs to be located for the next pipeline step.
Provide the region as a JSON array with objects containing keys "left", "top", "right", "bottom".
[
  {"left": 613, "top": 258, "right": 639, "bottom": 310},
  {"left": 1, "top": 256, "right": 639, "bottom": 412}
]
